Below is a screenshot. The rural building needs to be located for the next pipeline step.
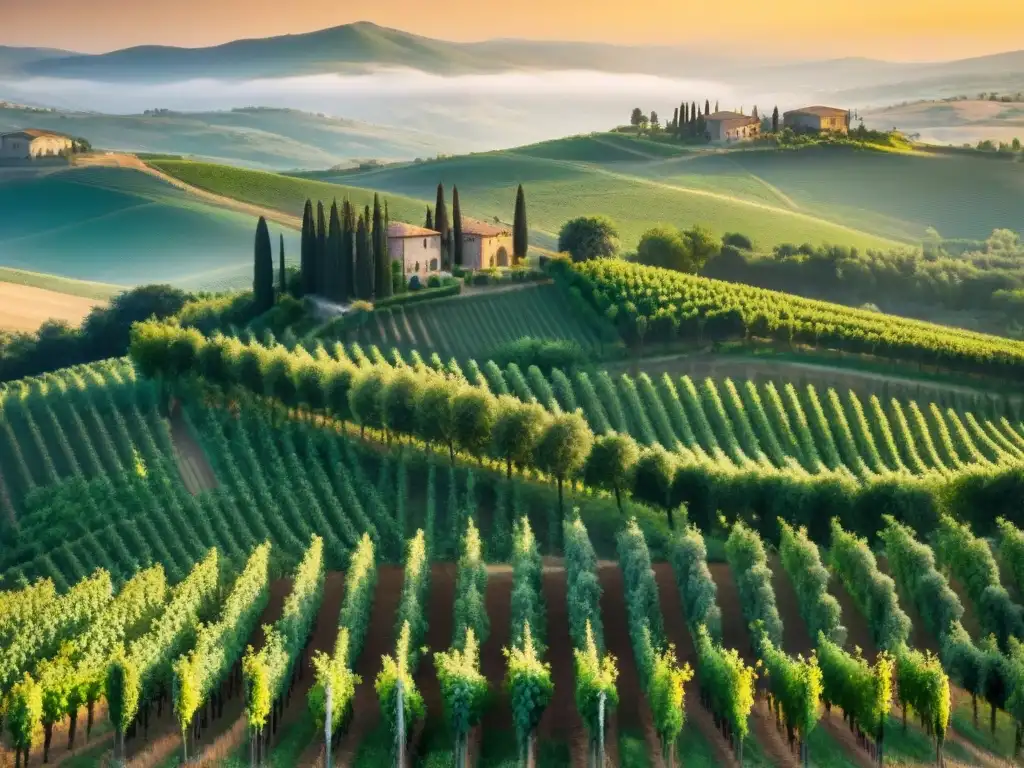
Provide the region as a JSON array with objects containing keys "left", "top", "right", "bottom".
[
  {"left": 783, "top": 106, "right": 850, "bottom": 134},
  {"left": 387, "top": 222, "right": 442, "bottom": 280},
  {"left": 704, "top": 112, "right": 761, "bottom": 142},
  {"left": 461, "top": 219, "right": 513, "bottom": 269},
  {"left": 0, "top": 129, "right": 74, "bottom": 159}
]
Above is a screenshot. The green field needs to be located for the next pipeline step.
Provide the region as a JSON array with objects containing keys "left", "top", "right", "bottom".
[
  {"left": 327, "top": 284, "right": 613, "bottom": 359},
  {"left": 0, "top": 267, "right": 123, "bottom": 301},
  {"left": 317, "top": 136, "right": 1024, "bottom": 249},
  {"left": 0, "top": 166, "right": 299, "bottom": 291}
]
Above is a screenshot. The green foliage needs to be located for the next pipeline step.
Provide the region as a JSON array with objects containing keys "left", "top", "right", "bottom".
[
  {"left": 434, "top": 629, "right": 488, "bottom": 758},
  {"left": 669, "top": 526, "right": 722, "bottom": 643},
  {"left": 997, "top": 517, "right": 1024, "bottom": 600},
  {"left": 558, "top": 216, "right": 621, "bottom": 262},
  {"left": 724, "top": 522, "right": 783, "bottom": 648},
  {"left": 778, "top": 521, "right": 846, "bottom": 645},
  {"left": 504, "top": 623, "right": 554, "bottom": 759},
  {"left": 635, "top": 225, "right": 719, "bottom": 274},
  {"left": 490, "top": 395, "right": 549, "bottom": 478},
  {"left": 375, "top": 621, "right": 426, "bottom": 753},
  {"left": 695, "top": 624, "right": 757, "bottom": 754},
  {"left": 6, "top": 673, "right": 43, "bottom": 753},
  {"left": 817, "top": 636, "right": 892, "bottom": 742},
  {"left": 758, "top": 635, "right": 822, "bottom": 747},
  {"left": 584, "top": 433, "right": 640, "bottom": 510}
]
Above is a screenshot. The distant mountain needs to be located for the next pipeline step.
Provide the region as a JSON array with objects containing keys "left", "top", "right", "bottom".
[
  {"left": 0, "top": 105, "right": 455, "bottom": 170},
  {"left": 0, "top": 46, "right": 78, "bottom": 76}
]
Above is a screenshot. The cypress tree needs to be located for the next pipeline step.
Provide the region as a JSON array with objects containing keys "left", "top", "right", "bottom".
[
  {"left": 278, "top": 233, "right": 286, "bottom": 295},
  {"left": 328, "top": 200, "right": 342, "bottom": 300},
  {"left": 715, "top": 100, "right": 719, "bottom": 112},
  {"left": 300, "top": 199, "right": 315, "bottom": 295},
  {"left": 316, "top": 201, "right": 327, "bottom": 296},
  {"left": 772, "top": 106, "right": 780, "bottom": 133},
  {"left": 705, "top": 98, "right": 711, "bottom": 115},
  {"left": 425, "top": 206, "right": 434, "bottom": 230},
  {"left": 253, "top": 216, "right": 274, "bottom": 313},
  {"left": 373, "top": 194, "right": 392, "bottom": 299},
  {"left": 355, "top": 214, "right": 372, "bottom": 300},
  {"left": 434, "top": 183, "right": 450, "bottom": 268},
  {"left": 340, "top": 200, "right": 354, "bottom": 301},
  {"left": 452, "top": 185, "right": 464, "bottom": 268},
  {"left": 513, "top": 184, "right": 528, "bottom": 265},
  {"left": 672, "top": 107, "right": 679, "bottom": 133}
]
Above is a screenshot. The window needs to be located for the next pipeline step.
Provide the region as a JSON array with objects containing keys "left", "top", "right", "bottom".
[
  {"left": 423, "top": 239, "right": 427, "bottom": 248},
  {"left": 415, "top": 262, "right": 420, "bottom": 272},
  {"left": 429, "top": 258, "right": 438, "bottom": 271}
]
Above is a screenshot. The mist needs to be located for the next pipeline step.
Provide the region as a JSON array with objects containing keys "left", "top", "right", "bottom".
[{"left": 0, "top": 69, "right": 792, "bottom": 150}]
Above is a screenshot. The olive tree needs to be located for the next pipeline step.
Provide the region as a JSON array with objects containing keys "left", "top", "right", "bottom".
[
  {"left": 583, "top": 432, "right": 640, "bottom": 512},
  {"left": 491, "top": 396, "right": 549, "bottom": 478},
  {"left": 534, "top": 409, "right": 594, "bottom": 515}
]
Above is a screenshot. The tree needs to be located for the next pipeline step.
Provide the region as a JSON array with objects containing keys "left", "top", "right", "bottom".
[
  {"left": 633, "top": 446, "right": 679, "bottom": 527},
  {"left": 373, "top": 194, "right": 392, "bottom": 299},
  {"left": 253, "top": 216, "right": 275, "bottom": 313},
  {"left": 341, "top": 200, "right": 355, "bottom": 301},
  {"left": 417, "top": 378, "right": 458, "bottom": 461},
  {"left": 557, "top": 216, "right": 620, "bottom": 262},
  {"left": 355, "top": 215, "right": 372, "bottom": 300},
  {"left": 650, "top": 111, "right": 660, "bottom": 131},
  {"left": 631, "top": 108, "right": 644, "bottom": 128},
  {"left": 491, "top": 396, "right": 548, "bottom": 478},
  {"left": 316, "top": 201, "right": 327, "bottom": 295},
  {"left": 534, "top": 410, "right": 594, "bottom": 515},
  {"left": 452, "top": 186, "right": 465, "bottom": 268},
  {"left": 772, "top": 106, "right": 780, "bottom": 133},
  {"left": 278, "top": 234, "right": 286, "bottom": 295},
  {"left": 513, "top": 185, "right": 528, "bottom": 265},
  {"left": 1013, "top": 137, "right": 1022, "bottom": 152},
  {"left": 752, "top": 106, "right": 759, "bottom": 120},
  {"left": 383, "top": 368, "right": 421, "bottom": 438},
  {"left": 425, "top": 206, "right": 434, "bottom": 230},
  {"left": 452, "top": 386, "right": 496, "bottom": 459},
  {"left": 714, "top": 100, "right": 719, "bottom": 112},
  {"left": 349, "top": 366, "right": 390, "bottom": 438},
  {"left": 300, "top": 199, "right": 315, "bottom": 295},
  {"left": 435, "top": 184, "right": 450, "bottom": 268},
  {"left": 328, "top": 200, "right": 341, "bottom": 300},
  {"left": 583, "top": 433, "right": 640, "bottom": 512}
]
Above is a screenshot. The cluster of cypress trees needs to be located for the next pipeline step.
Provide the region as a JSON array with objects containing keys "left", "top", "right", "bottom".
[
  {"left": 299, "top": 195, "right": 393, "bottom": 303},
  {"left": 668, "top": 99, "right": 716, "bottom": 140},
  {"left": 422, "top": 183, "right": 529, "bottom": 268}
]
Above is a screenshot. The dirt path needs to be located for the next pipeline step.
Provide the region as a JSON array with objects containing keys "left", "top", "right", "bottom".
[
  {"left": 709, "top": 563, "right": 801, "bottom": 768},
  {"left": 125, "top": 578, "right": 292, "bottom": 768},
  {"left": 652, "top": 563, "right": 740, "bottom": 768},
  {"left": 829, "top": 577, "right": 878, "bottom": 660},
  {"left": 597, "top": 563, "right": 653, "bottom": 767},
  {"left": 73, "top": 153, "right": 301, "bottom": 231},
  {"left": 415, "top": 564, "right": 457, "bottom": 757},
  {"left": 480, "top": 569, "right": 513, "bottom": 732},
  {"left": 168, "top": 406, "right": 218, "bottom": 494},
  {"left": 334, "top": 566, "right": 404, "bottom": 767},
  {"left": 539, "top": 567, "right": 590, "bottom": 767}
]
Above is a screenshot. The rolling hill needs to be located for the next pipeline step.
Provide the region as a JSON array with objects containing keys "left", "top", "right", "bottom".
[
  {"left": 863, "top": 98, "right": 1024, "bottom": 146},
  {"left": 0, "top": 165, "right": 298, "bottom": 290},
  {"left": 0, "top": 106, "right": 453, "bottom": 170}
]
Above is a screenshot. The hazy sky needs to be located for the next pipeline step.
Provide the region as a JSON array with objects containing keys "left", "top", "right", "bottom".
[{"left": 3, "top": 0, "right": 1021, "bottom": 61}]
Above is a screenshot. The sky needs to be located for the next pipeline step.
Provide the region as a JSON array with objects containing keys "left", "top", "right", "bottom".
[{"left": 2, "top": 0, "right": 1021, "bottom": 61}]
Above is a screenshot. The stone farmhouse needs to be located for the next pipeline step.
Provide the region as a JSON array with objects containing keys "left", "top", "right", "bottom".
[
  {"left": 0, "top": 129, "right": 74, "bottom": 159},
  {"left": 784, "top": 106, "right": 850, "bottom": 134},
  {"left": 704, "top": 112, "right": 761, "bottom": 142},
  {"left": 387, "top": 222, "right": 443, "bottom": 280},
  {"left": 461, "top": 219, "right": 513, "bottom": 270}
]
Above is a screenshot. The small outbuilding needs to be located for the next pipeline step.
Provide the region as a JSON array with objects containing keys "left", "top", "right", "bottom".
[
  {"left": 0, "top": 129, "right": 74, "bottom": 159},
  {"left": 461, "top": 219, "right": 513, "bottom": 270},
  {"left": 704, "top": 112, "right": 761, "bottom": 142},
  {"left": 387, "top": 222, "right": 442, "bottom": 280},
  {"left": 783, "top": 106, "right": 850, "bottom": 134}
]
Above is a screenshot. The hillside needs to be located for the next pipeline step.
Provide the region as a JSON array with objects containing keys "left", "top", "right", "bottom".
[
  {"left": 323, "top": 136, "right": 1024, "bottom": 246},
  {"left": 864, "top": 98, "right": 1024, "bottom": 146},
  {"left": 0, "top": 165, "right": 298, "bottom": 290},
  {"left": 0, "top": 105, "right": 453, "bottom": 170}
]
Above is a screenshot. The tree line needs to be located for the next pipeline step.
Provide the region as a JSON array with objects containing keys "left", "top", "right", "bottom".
[{"left": 629, "top": 100, "right": 782, "bottom": 140}]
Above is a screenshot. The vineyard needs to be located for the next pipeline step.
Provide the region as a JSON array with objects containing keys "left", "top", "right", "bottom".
[
  {"left": 318, "top": 283, "right": 615, "bottom": 361},
  {"left": 552, "top": 257, "right": 1024, "bottom": 381}
]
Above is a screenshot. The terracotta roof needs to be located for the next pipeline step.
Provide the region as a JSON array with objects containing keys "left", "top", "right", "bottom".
[
  {"left": 784, "top": 106, "right": 848, "bottom": 118},
  {"left": 705, "top": 111, "right": 759, "bottom": 123},
  {"left": 388, "top": 222, "right": 438, "bottom": 238},
  {"left": 1, "top": 128, "right": 71, "bottom": 140},
  {"left": 461, "top": 219, "right": 510, "bottom": 237}
]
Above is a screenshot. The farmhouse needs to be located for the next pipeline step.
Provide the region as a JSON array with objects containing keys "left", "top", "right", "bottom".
[
  {"left": 784, "top": 106, "right": 850, "bottom": 134},
  {"left": 461, "top": 219, "right": 513, "bottom": 269},
  {"left": 0, "top": 129, "right": 74, "bottom": 159},
  {"left": 704, "top": 112, "right": 761, "bottom": 142},
  {"left": 388, "top": 221, "right": 442, "bottom": 279}
]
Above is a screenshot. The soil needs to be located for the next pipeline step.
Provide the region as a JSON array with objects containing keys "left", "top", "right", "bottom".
[
  {"left": 539, "top": 566, "right": 590, "bottom": 767},
  {"left": 413, "top": 564, "right": 457, "bottom": 757},
  {"left": 334, "top": 566, "right": 404, "bottom": 767},
  {"left": 708, "top": 563, "right": 801, "bottom": 768},
  {"left": 768, "top": 555, "right": 814, "bottom": 658},
  {"left": 875, "top": 556, "right": 940, "bottom": 654},
  {"left": 597, "top": 563, "right": 650, "bottom": 767},
  {"left": 167, "top": 407, "right": 218, "bottom": 494},
  {"left": 828, "top": 577, "right": 878, "bottom": 660},
  {"left": 0, "top": 281, "right": 100, "bottom": 333},
  {"left": 480, "top": 567, "right": 513, "bottom": 732},
  {"left": 652, "top": 563, "right": 739, "bottom": 768}
]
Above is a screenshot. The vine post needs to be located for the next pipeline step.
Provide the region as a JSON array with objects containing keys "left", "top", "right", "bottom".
[
  {"left": 325, "top": 679, "right": 333, "bottom": 768},
  {"left": 396, "top": 677, "right": 405, "bottom": 768}
]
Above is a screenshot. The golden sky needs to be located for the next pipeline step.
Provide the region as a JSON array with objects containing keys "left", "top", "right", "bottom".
[{"left": 3, "top": 0, "right": 1021, "bottom": 61}]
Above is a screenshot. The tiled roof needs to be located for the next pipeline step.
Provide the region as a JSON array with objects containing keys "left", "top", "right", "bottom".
[
  {"left": 388, "top": 222, "right": 438, "bottom": 238},
  {"left": 784, "top": 106, "right": 849, "bottom": 118},
  {"left": 1, "top": 128, "right": 71, "bottom": 140},
  {"left": 705, "top": 111, "right": 759, "bottom": 123},
  {"left": 462, "top": 219, "right": 510, "bottom": 237}
]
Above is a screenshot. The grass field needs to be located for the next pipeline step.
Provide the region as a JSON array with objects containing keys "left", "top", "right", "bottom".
[
  {"left": 0, "top": 267, "right": 122, "bottom": 301},
  {"left": 0, "top": 281, "right": 103, "bottom": 332},
  {"left": 0, "top": 166, "right": 299, "bottom": 291}
]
